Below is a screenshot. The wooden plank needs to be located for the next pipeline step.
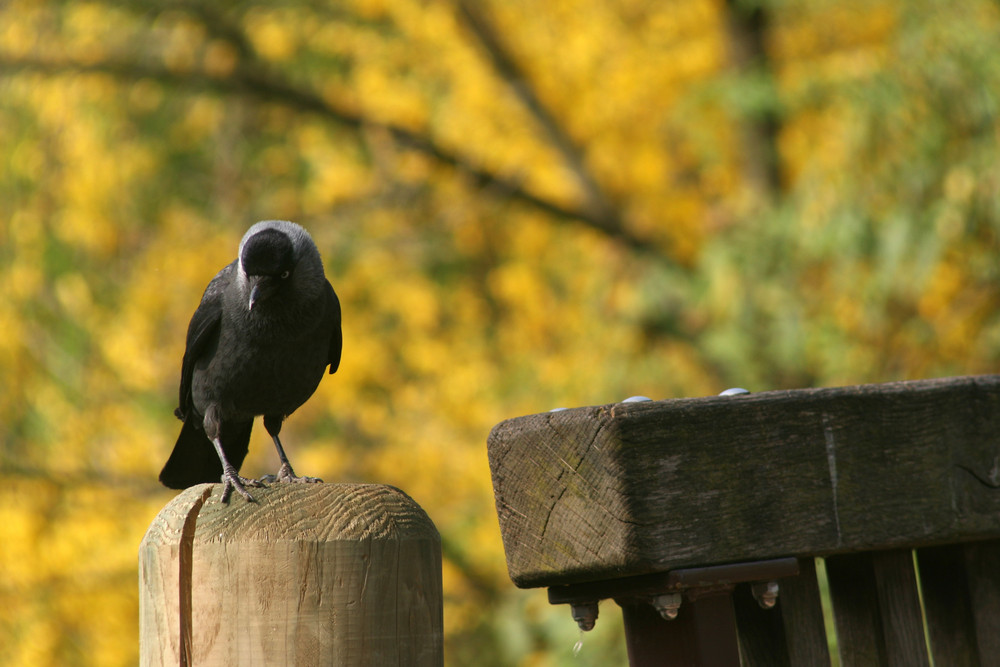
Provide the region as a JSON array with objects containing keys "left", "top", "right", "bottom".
[
  {"left": 620, "top": 594, "right": 741, "bottom": 667},
  {"left": 686, "top": 594, "right": 741, "bottom": 667},
  {"left": 778, "top": 559, "right": 832, "bottom": 667},
  {"left": 916, "top": 544, "right": 981, "bottom": 665},
  {"left": 619, "top": 600, "right": 697, "bottom": 667},
  {"left": 825, "top": 553, "right": 885, "bottom": 665},
  {"left": 871, "top": 550, "right": 930, "bottom": 667},
  {"left": 964, "top": 540, "right": 1000, "bottom": 661},
  {"left": 733, "top": 582, "right": 790, "bottom": 667},
  {"left": 487, "top": 375, "right": 1000, "bottom": 587},
  {"left": 140, "top": 483, "right": 443, "bottom": 666},
  {"left": 826, "top": 550, "right": 930, "bottom": 667}
]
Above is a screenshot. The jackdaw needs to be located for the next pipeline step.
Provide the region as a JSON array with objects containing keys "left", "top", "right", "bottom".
[{"left": 159, "top": 220, "right": 342, "bottom": 502}]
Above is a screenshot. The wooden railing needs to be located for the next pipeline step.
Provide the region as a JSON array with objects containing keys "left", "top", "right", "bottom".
[{"left": 488, "top": 376, "right": 1000, "bottom": 666}]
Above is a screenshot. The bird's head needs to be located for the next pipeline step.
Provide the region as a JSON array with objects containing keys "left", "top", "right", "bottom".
[{"left": 239, "top": 220, "right": 323, "bottom": 310}]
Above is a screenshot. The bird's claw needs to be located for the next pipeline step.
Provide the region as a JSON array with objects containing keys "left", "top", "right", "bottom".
[
  {"left": 220, "top": 469, "right": 265, "bottom": 503},
  {"left": 260, "top": 463, "right": 322, "bottom": 485}
]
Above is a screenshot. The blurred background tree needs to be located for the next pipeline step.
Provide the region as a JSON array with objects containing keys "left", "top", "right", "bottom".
[{"left": 2, "top": 0, "right": 999, "bottom": 664}]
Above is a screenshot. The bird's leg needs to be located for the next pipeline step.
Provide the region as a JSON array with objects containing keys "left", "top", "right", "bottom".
[
  {"left": 211, "top": 436, "right": 264, "bottom": 503},
  {"left": 204, "top": 407, "right": 263, "bottom": 502},
  {"left": 261, "top": 415, "right": 323, "bottom": 484},
  {"left": 265, "top": 433, "right": 323, "bottom": 484}
]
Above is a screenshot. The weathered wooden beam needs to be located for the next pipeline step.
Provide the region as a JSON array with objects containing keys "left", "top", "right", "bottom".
[
  {"left": 487, "top": 375, "right": 1000, "bottom": 588},
  {"left": 140, "top": 483, "right": 443, "bottom": 666}
]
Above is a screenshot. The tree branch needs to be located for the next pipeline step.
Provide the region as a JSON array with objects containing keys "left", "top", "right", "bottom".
[
  {"left": 166, "top": 0, "right": 259, "bottom": 62},
  {"left": 0, "top": 51, "right": 658, "bottom": 253},
  {"left": 454, "top": 0, "right": 632, "bottom": 241},
  {"left": 722, "top": 0, "right": 782, "bottom": 199}
]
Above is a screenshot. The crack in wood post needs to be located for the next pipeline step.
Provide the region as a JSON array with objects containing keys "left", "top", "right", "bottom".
[{"left": 178, "top": 486, "right": 213, "bottom": 667}]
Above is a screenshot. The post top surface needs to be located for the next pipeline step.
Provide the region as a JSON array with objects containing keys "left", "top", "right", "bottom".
[{"left": 142, "top": 483, "right": 439, "bottom": 547}]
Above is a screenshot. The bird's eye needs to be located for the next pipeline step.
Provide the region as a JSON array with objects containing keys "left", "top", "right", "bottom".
[{"left": 280, "top": 270, "right": 290, "bottom": 279}]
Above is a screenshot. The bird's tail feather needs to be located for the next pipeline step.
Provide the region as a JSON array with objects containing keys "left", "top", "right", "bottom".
[{"left": 159, "top": 417, "right": 254, "bottom": 489}]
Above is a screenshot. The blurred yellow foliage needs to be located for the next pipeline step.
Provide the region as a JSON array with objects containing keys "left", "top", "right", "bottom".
[{"left": 246, "top": 9, "right": 298, "bottom": 62}]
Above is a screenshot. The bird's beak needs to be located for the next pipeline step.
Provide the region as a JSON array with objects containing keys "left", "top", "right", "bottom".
[
  {"left": 247, "top": 275, "right": 279, "bottom": 311},
  {"left": 248, "top": 275, "right": 264, "bottom": 311},
  {"left": 248, "top": 283, "right": 260, "bottom": 311}
]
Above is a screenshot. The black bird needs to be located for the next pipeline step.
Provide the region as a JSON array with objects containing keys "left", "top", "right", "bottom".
[{"left": 159, "top": 220, "right": 342, "bottom": 502}]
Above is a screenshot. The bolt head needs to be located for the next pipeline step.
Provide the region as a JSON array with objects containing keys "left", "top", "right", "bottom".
[
  {"left": 752, "top": 581, "right": 780, "bottom": 609},
  {"left": 651, "top": 593, "right": 683, "bottom": 620},
  {"left": 570, "top": 602, "right": 599, "bottom": 632}
]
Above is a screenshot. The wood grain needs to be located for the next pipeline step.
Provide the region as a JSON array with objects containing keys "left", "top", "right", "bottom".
[
  {"left": 733, "top": 581, "right": 790, "bottom": 667},
  {"left": 825, "top": 553, "right": 885, "bottom": 665},
  {"left": 964, "top": 540, "right": 1000, "bottom": 662},
  {"left": 779, "top": 558, "right": 832, "bottom": 667},
  {"left": 917, "top": 543, "right": 981, "bottom": 665},
  {"left": 871, "top": 550, "right": 930, "bottom": 667},
  {"left": 825, "top": 549, "right": 931, "bottom": 666},
  {"left": 140, "top": 483, "right": 443, "bottom": 666},
  {"left": 488, "top": 375, "right": 1000, "bottom": 587}
]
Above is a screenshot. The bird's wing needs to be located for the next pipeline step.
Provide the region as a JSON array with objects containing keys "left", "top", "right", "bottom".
[
  {"left": 175, "top": 261, "right": 234, "bottom": 419},
  {"left": 326, "top": 280, "right": 343, "bottom": 374}
]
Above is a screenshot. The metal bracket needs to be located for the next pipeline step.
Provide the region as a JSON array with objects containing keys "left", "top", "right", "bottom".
[{"left": 548, "top": 557, "right": 799, "bottom": 630}]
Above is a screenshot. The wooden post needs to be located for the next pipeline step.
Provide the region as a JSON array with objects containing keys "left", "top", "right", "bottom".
[{"left": 139, "top": 483, "right": 443, "bottom": 666}]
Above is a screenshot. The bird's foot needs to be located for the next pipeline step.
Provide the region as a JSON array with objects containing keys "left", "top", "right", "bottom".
[
  {"left": 259, "top": 462, "right": 322, "bottom": 485},
  {"left": 220, "top": 468, "right": 265, "bottom": 503}
]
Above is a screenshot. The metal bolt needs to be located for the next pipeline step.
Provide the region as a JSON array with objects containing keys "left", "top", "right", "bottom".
[
  {"left": 751, "top": 581, "right": 780, "bottom": 609},
  {"left": 719, "top": 387, "right": 750, "bottom": 396},
  {"left": 571, "top": 602, "right": 599, "bottom": 631},
  {"left": 651, "top": 593, "right": 683, "bottom": 620},
  {"left": 622, "top": 396, "right": 652, "bottom": 403}
]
